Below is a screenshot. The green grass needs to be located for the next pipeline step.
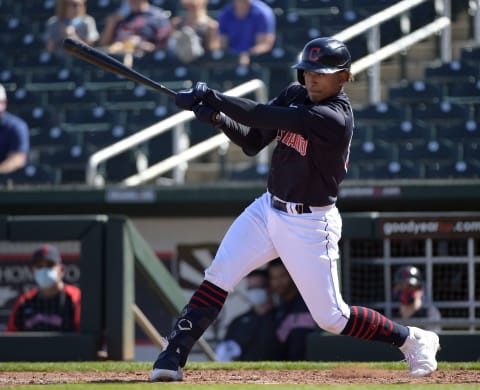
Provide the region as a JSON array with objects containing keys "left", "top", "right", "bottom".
[
  {"left": 0, "top": 361, "right": 478, "bottom": 390},
  {"left": 0, "top": 360, "right": 478, "bottom": 371}
]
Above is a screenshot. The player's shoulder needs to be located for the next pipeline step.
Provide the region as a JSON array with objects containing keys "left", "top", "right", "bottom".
[
  {"left": 15, "top": 288, "right": 39, "bottom": 305},
  {"left": 276, "top": 82, "right": 306, "bottom": 103},
  {"left": 63, "top": 284, "right": 81, "bottom": 302}
]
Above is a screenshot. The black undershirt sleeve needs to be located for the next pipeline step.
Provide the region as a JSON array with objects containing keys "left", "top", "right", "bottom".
[
  {"left": 205, "top": 89, "right": 304, "bottom": 131},
  {"left": 216, "top": 116, "right": 265, "bottom": 156}
]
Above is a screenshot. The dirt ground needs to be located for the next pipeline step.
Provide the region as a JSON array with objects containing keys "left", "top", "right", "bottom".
[{"left": 0, "top": 368, "right": 478, "bottom": 385}]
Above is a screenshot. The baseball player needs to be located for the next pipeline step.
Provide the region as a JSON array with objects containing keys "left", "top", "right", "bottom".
[
  {"left": 150, "top": 37, "right": 440, "bottom": 382},
  {"left": 392, "top": 265, "right": 442, "bottom": 333},
  {"left": 6, "top": 244, "right": 81, "bottom": 332}
]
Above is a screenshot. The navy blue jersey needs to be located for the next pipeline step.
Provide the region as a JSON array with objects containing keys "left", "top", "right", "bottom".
[{"left": 204, "top": 82, "right": 354, "bottom": 206}]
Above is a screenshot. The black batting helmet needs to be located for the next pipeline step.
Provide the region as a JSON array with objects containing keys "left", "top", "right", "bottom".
[
  {"left": 292, "top": 37, "right": 351, "bottom": 85},
  {"left": 393, "top": 265, "right": 424, "bottom": 289}
]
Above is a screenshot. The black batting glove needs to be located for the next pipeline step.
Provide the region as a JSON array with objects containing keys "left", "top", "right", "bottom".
[
  {"left": 175, "top": 82, "right": 209, "bottom": 111},
  {"left": 193, "top": 103, "right": 225, "bottom": 127}
]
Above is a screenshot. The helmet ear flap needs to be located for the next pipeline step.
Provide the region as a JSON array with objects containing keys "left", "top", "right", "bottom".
[{"left": 297, "top": 69, "right": 305, "bottom": 85}]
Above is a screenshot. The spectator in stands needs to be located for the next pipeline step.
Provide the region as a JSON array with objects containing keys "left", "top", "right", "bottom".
[
  {"left": 0, "top": 84, "right": 29, "bottom": 175},
  {"left": 392, "top": 265, "right": 442, "bottom": 333},
  {"left": 98, "top": 0, "right": 172, "bottom": 58},
  {"left": 215, "top": 269, "right": 281, "bottom": 361},
  {"left": 6, "top": 244, "right": 81, "bottom": 332},
  {"left": 217, "top": 0, "right": 276, "bottom": 65},
  {"left": 169, "top": 0, "right": 221, "bottom": 63},
  {"left": 44, "top": 0, "right": 99, "bottom": 57},
  {"left": 268, "top": 258, "right": 319, "bottom": 361}
]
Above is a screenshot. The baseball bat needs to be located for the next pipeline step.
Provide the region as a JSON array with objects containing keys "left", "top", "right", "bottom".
[{"left": 63, "top": 37, "right": 177, "bottom": 98}]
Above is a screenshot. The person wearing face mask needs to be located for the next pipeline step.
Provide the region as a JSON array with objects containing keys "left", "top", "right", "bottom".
[
  {"left": 392, "top": 266, "right": 442, "bottom": 333},
  {"left": 6, "top": 244, "right": 81, "bottom": 332},
  {"left": 267, "top": 258, "right": 319, "bottom": 361},
  {"left": 215, "top": 269, "right": 281, "bottom": 361}
]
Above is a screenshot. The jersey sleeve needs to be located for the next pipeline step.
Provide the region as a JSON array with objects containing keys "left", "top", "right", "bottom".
[
  {"left": 11, "top": 117, "right": 29, "bottom": 154},
  {"left": 5, "top": 295, "right": 26, "bottom": 332}
]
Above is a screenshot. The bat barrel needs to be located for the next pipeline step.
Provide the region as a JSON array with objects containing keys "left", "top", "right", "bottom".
[{"left": 63, "top": 38, "right": 177, "bottom": 98}]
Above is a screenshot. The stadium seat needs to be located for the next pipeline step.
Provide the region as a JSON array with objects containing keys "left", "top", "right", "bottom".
[
  {"left": 462, "top": 142, "right": 480, "bottom": 163},
  {"left": 397, "top": 139, "right": 459, "bottom": 163},
  {"left": 354, "top": 102, "right": 407, "bottom": 129},
  {"left": 357, "top": 160, "right": 422, "bottom": 180},
  {"left": 412, "top": 101, "right": 470, "bottom": 131},
  {"left": 27, "top": 68, "right": 80, "bottom": 91},
  {"left": 6, "top": 87, "right": 44, "bottom": 113},
  {"left": 425, "top": 60, "right": 478, "bottom": 86},
  {"left": 126, "top": 107, "right": 173, "bottom": 133},
  {"left": 448, "top": 80, "right": 480, "bottom": 104},
  {"left": 207, "top": 64, "right": 268, "bottom": 91},
  {"left": 4, "top": 163, "right": 58, "bottom": 186},
  {"left": 45, "top": 143, "right": 94, "bottom": 184},
  {"left": 49, "top": 85, "right": 102, "bottom": 108},
  {"left": 103, "top": 151, "right": 141, "bottom": 183},
  {"left": 373, "top": 121, "right": 432, "bottom": 144},
  {"left": 106, "top": 85, "right": 164, "bottom": 110},
  {"left": 226, "top": 163, "right": 268, "bottom": 182},
  {"left": 15, "top": 106, "right": 59, "bottom": 130},
  {"left": 83, "top": 68, "right": 135, "bottom": 91},
  {"left": 84, "top": 125, "right": 131, "bottom": 149},
  {"left": 350, "top": 140, "right": 393, "bottom": 164},
  {"left": 30, "top": 126, "right": 74, "bottom": 151},
  {"left": 424, "top": 160, "right": 480, "bottom": 179},
  {"left": 435, "top": 118, "right": 480, "bottom": 142},
  {"left": 63, "top": 105, "right": 120, "bottom": 132},
  {"left": 388, "top": 80, "right": 443, "bottom": 106},
  {"left": 460, "top": 46, "right": 480, "bottom": 69}
]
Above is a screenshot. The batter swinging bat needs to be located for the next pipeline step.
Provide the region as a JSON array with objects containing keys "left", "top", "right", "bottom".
[{"left": 63, "top": 37, "right": 177, "bottom": 98}]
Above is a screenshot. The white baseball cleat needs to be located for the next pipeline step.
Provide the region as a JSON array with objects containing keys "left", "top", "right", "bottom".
[{"left": 399, "top": 326, "right": 440, "bottom": 377}]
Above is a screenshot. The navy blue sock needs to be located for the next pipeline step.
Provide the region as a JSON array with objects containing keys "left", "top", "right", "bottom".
[
  {"left": 341, "top": 306, "right": 409, "bottom": 347},
  {"left": 189, "top": 280, "right": 228, "bottom": 310}
]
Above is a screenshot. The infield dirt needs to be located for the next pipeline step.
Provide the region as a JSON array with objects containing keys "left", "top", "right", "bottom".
[{"left": 0, "top": 368, "right": 478, "bottom": 385}]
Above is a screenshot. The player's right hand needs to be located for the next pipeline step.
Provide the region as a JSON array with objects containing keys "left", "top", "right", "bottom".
[
  {"left": 193, "top": 103, "right": 225, "bottom": 127},
  {"left": 175, "top": 82, "right": 209, "bottom": 110}
]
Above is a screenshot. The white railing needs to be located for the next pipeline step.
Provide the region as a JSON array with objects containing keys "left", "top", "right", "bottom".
[
  {"left": 86, "top": 79, "right": 268, "bottom": 186},
  {"left": 335, "top": 0, "right": 451, "bottom": 103},
  {"left": 86, "top": 0, "right": 454, "bottom": 187}
]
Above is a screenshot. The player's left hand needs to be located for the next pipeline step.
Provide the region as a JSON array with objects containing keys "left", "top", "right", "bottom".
[
  {"left": 193, "top": 103, "right": 225, "bottom": 127},
  {"left": 175, "top": 82, "right": 209, "bottom": 110}
]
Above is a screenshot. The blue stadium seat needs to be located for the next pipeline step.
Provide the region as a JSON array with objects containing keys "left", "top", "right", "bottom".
[
  {"left": 103, "top": 151, "right": 140, "bottom": 183},
  {"left": 373, "top": 121, "right": 432, "bottom": 144},
  {"left": 448, "top": 80, "right": 480, "bottom": 104},
  {"left": 84, "top": 125, "right": 131, "bottom": 149},
  {"left": 356, "top": 160, "right": 422, "bottom": 180},
  {"left": 425, "top": 60, "right": 478, "bottom": 86},
  {"left": 388, "top": 80, "right": 443, "bottom": 106},
  {"left": 424, "top": 160, "right": 480, "bottom": 179},
  {"left": 3, "top": 164, "right": 58, "bottom": 186},
  {"left": 350, "top": 140, "right": 393, "bottom": 164},
  {"left": 354, "top": 102, "right": 407, "bottom": 129},
  {"left": 412, "top": 101, "right": 470, "bottom": 131},
  {"left": 462, "top": 142, "right": 480, "bottom": 164},
  {"left": 63, "top": 105, "right": 120, "bottom": 132},
  {"left": 49, "top": 85, "right": 102, "bottom": 108},
  {"left": 460, "top": 46, "right": 480, "bottom": 69},
  {"left": 30, "top": 126, "right": 74, "bottom": 151},
  {"left": 16, "top": 106, "right": 59, "bottom": 130},
  {"left": 435, "top": 117, "right": 480, "bottom": 142},
  {"left": 398, "top": 139, "right": 459, "bottom": 163}
]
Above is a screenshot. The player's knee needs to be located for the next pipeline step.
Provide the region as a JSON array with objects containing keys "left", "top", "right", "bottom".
[{"left": 312, "top": 309, "right": 347, "bottom": 334}]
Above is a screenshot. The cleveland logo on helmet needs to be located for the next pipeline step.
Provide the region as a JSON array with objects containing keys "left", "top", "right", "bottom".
[{"left": 292, "top": 37, "right": 351, "bottom": 84}]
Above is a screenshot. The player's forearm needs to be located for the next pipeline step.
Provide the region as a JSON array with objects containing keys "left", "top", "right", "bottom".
[
  {"left": 218, "top": 116, "right": 264, "bottom": 156},
  {"left": 0, "top": 153, "right": 26, "bottom": 174},
  {"left": 205, "top": 90, "right": 301, "bottom": 130}
]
